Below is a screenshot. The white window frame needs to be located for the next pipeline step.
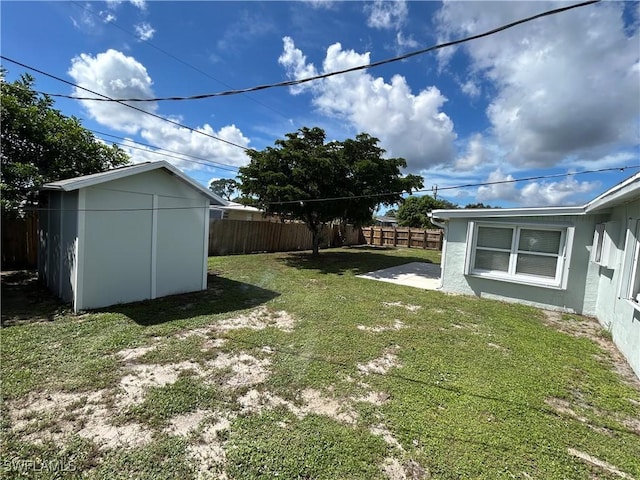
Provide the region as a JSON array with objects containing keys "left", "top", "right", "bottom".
[
  {"left": 619, "top": 219, "right": 640, "bottom": 312},
  {"left": 590, "top": 221, "right": 618, "bottom": 269},
  {"left": 464, "top": 221, "right": 574, "bottom": 290}
]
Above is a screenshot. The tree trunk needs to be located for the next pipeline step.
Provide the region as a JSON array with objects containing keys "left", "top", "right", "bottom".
[{"left": 311, "top": 230, "right": 320, "bottom": 256}]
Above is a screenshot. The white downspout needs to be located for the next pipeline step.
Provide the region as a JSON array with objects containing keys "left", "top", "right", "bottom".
[{"left": 429, "top": 214, "right": 447, "bottom": 289}]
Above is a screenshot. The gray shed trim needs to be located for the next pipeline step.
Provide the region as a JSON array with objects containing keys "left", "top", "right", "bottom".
[{"left": 42, "top": 161, "right": 227, "bottom": 206}]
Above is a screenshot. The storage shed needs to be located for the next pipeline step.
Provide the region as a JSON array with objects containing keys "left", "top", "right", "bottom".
[{"left": 38, "top": 161, "right": 226, "bottom": 312}]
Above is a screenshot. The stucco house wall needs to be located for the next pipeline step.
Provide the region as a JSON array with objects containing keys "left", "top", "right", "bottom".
[
  {"left": 440, "top": 214, "right": 608, "bottom": 314},
  {"left": 592, "top": 198, "right": 640, "bottom": 375},
  {"left": 432, "top": 173, "right": 640, "bottom": 378}
]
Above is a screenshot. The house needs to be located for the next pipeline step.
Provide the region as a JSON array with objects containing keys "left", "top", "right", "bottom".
[
  {"left": 38, "top": 161, "right": 226, "bottom": 312},
  {"left": 375, "top": 216, "right": 399, "bottom": 227},
  {"left": 210, "top": 201, "right": 266, "bottom": 222},
  {"left": 430, "top": 173, "right": 640, "bottom": 378}
]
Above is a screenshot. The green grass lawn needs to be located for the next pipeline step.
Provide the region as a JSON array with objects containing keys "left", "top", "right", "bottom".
[{"left": 2, "top": 247, "right": 639, "bottom": 479}]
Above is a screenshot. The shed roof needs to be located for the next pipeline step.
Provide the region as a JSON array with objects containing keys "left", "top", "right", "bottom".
[
  {"left": 431, "top": 171, "right": 640, "bottom": 221},
  {"left": 41, "top": 161, "right": 227, "bottom": 205}
]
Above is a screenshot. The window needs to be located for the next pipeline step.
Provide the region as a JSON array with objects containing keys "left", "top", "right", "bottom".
[
  {"left": 590, "top": 222, "right": 618, "bottom": 268},
  {"left": 465, "top": 222, "right": 574, "bottom": 289},
  {"left": 620, "top": 220, "right": 640, "bottom": 310}
]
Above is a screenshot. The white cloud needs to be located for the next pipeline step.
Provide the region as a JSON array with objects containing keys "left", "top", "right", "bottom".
[
  {"left": 365, "top": 0, "right": 407, "bottom": 30},
  {"left": 101, "top": 12, "right": 116, "bottom": 23},
  {"left": 455, "top": 133, "right": 487, "bottom": 171},
  {"left": 134, "top": 22, "right": 155, "bottom": 41},
  {"left": 69, "top": 49, "right": 158, "bottom": 133},
  {"left": 477, "top": 169, "right": 600, "bottom": 206},
  {"left": 278, "top": 37, "right": 319, "bottom": 95},
  {"left": 437, "top": 1, "right": 639, "bottom": 168},
  {"left": 460, "top": 79, "right": 480, "bottom": 98},
  {"left": 279, "top": 37, "right": 456, "bottom": 172},
  {"left": 68, "top": 49, "right": 251, "bottom": 170},
  {"left": 305, "top": 0, "right": 335, "bottom": 10},
  {"left": 129, "top": 0, "right": 146, "bottom": 10},
  {"left": 396, "top": 31, "right": 418, "bottom": 49}
]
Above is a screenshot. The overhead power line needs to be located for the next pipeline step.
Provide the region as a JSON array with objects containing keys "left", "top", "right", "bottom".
[
  {"left": 45, "top": 0, "right": 599, "bottom": 103},
  {"left": 0, "top": 55, "right": 251, "bottom": 152},
  {"left": 91, "top": 129, "right": 239, "bottom": 172},
  {"left": 68, "top": 1, "right": 289, "bottom": 119},
  {"left": 267, "top": 165, "right": 639, "bottom": 205},
  {"left": 28, "top": 166, "right": 638, "bottom": 212}
]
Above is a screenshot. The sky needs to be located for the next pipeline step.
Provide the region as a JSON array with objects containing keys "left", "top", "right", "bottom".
[{"left": 2, "top": 0, "right": 639, "bottom": 209}]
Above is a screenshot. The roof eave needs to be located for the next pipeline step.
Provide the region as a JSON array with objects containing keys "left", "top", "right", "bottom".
[{"left": 429, "top": 206, "right": 585, "bottom": 220}]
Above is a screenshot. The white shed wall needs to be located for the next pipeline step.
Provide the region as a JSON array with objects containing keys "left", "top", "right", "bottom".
[
  {"left": 81, "top": 187, "right": 154, "bottom": 310},
  {"left": 77, "top": 168, "right": 210, "bottom": 310},
  {"left": 156, "top": 195, "right": 209, "bottom": 298}
]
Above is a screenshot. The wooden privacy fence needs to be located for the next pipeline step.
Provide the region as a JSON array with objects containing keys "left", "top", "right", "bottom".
[
  {"left": 209, "top": 219, "right": 363, "bottom": 256},
  {"left": 361, "top": 226, "right": 443, "bottom": 250},
  {"left": 1, "top": 214, "right": 38, "bottom": 269}
]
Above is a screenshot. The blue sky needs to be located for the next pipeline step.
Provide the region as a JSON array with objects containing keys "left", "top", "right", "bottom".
[{"left": 2, "top": 1, "right": 639, "bottom": 209}]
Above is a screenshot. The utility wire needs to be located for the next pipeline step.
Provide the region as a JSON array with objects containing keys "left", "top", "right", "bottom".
[
  {"left": 27, "top": 166, "right": 637, "bottom": 212},
  {"left": 0, "top": 56, "right": 251, "bottom": 152},
  {"left": 91, "top": 129, "right": 239, "bottom": 172},
  {"left": 267, "top": 165, "right": 639, "bottom": 205},
  {"left": 46, "top": 0, "right": 599, "bottom": 103},
  {"left": 97, "top": 138, "right": 239, "bottom": 173},
  {"left": 68, "top": 1, "right": 289, "bottom": 119}
]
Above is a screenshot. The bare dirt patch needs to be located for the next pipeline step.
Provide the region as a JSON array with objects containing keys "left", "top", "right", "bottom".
[
  {"left": 567, "top": 448, "right": 636, "bottom": 479},
  {"left": 165, "top": 409, "right": 211, "bottom": 437},
  {"left": 118, "top": 361, "right": 203, "bottom": 407},
  {"left": 205, "top": 353, "right": 271, "bottom": 389},
  {"left": 546, "top": 397, "right": 640, "bottom": 436},
  {"left": 383, "top": 301, "right": 421, "bottom": 312},
  {"left": 116, "top": 345, "right": 158, "bottom": 362},
  {"left": 236, "top": 388, "right": 359, "bottom": 425},
  {"left": 382, "top": 457, "right": 429, "bottom": 480},
  {"left": 371, "top": 424, "right": 404, "bottom": 450},
  {"left": 358, "top": 320, "right": 406, "bottom": 333},
  {"left": 358, "top": 346, "right": 401, "bottom": 375},
  {"left": 8, "top": 390, "right": 153, "bottom": 450},
  {"left": 215, "top": 305, "right": 295, "bottom": 332}
]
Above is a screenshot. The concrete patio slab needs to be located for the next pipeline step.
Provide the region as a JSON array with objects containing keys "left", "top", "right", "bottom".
[{"left": 357, "top": 262, "right": 442, "bottom": 290}]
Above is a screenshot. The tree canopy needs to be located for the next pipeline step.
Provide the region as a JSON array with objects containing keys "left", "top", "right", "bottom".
[
  {"left": 238, "top": 127, "right": 423, "bottom": 255},
  {"left": 209, "top": 178, "right": 238, "bottom": 201},
  {"left": 1, "top": 71, "right": 129, "bottom": 215},
  {"left": 397, "top": 195, "right": 458, "bottom": 228}
]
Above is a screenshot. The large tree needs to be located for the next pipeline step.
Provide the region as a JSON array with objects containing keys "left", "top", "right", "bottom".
[
  {"left": 397, "top": 195, "right": 458, "bottom": 228},
  {"left": 209, "top": 178, "right": 238, "bottom": 201},
  {"left": 1, "top": 71, "right": 129, "bottom": 215},
  {"left": 238, "top": 127, "right": 423, "bottom": 255}
]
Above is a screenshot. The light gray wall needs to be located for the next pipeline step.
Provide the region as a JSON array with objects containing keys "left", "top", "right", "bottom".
[
  {"left": 81, "top": 187, "right": 154, "bottom": 309},
  {"left": 38, "top": 191, "right": 77, "bottom": 303},
  {"left": 441, "top": 215, "right": 606, "bottom": 314},
  {"left": 60, "top": 191, "right": 78, "bottom": 302},
  {"left": 156, "top": 195, "right": 208, "bottom": 298},
  {"left": 593, "top": 198, "right": 640, "bottom": 378},
  {"left": 78, "top": 168, "right": 209, "bottom": 310}
]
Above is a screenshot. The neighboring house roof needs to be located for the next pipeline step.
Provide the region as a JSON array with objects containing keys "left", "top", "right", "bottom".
[
  {"left": 220, "top": 201, "right": 261, "bottom": 213},
  {"left": 41, "top": 161, "right": 227, "bottom": 206},
  {"left": 376, "top": 216, "right": 398, "bottom": 224},
  {"left": 431, "top": 172, "right": 640, "bottom": 221}
]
